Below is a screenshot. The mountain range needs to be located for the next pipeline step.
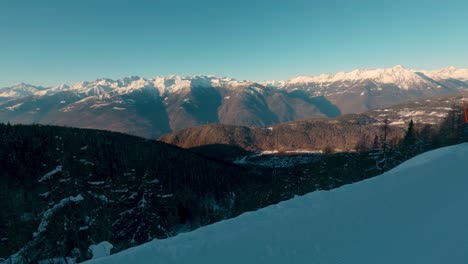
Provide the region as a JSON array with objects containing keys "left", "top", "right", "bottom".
[{"left": 1, "top": 66, "right": 467, "bottom": 138}]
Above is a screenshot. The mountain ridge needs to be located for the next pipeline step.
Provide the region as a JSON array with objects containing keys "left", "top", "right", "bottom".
[
  {"left": 3, "top": 65, "right": 468, "bottom": 93},
  {"left": 1, "top": 65, "right": 468, "bottom": 138}
]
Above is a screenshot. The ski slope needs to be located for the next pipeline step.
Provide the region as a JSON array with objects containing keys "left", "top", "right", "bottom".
[{"left": 84, "top": 144, "right": 468, "bottom": 264}]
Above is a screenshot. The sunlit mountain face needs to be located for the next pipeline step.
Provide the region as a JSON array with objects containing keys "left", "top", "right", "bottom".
[{"left": 1, "top": 66, "right": 467, "bottom": 138}]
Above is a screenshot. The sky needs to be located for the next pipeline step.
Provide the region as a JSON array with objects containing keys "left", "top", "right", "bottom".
[{"left": 1, "top": 0, "right": 468, "bottom": 87}]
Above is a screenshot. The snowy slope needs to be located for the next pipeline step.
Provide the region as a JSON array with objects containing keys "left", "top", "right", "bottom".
[
  {"left": 84, "top": 143, "right": 468, "bottom": 264},
  {"left": 422, "top": 66, "right": 468, "bottom": 81},
  {"left": 282, "top": 65, "right": 468, "bottom": 88},
  {"left": 0, "top": 83, "right": 46, "bottom": 98}
]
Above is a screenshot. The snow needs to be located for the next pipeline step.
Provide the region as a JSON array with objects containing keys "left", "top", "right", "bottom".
[
  {"left": 281, "top": 65, "right": 468, "bottom": 91},
  {"left": 89, "top": 242, "right": 113, "bottom": 259},
  {"left": 145, "top": 179, "right": 159, "bottom": 184},
  {"left": 38, "top": 165, "right": 63, "bottom": 182},
  {"left": 152, "top": 75, "right": 252, "bottom": 95},
  {"left": 80, "top": 159, "right": 94, "bottom": 166},
  {"left": 236, "top": 153, "right": 321, "bottom": 168},
  {"left": 39, "top": 192, "right": 51, "bottom": 198},
  {"left": 88, "top": 181, "right": 105, "bottom": 185},
  {"left": 422, "top": 66, "right": 468, "bottom": 81},
  {"left": 156, "top": 194, "right": 173, "bottom": 198},
  {"left": 0, "top": 83, "right": 45, "bottom": 98},
  {"left": 260, "top": 80, "right": 285, "bottom": 88},
  {"left": 34, "top": 194, "right": 84, "bottom": 238},
  {"left": 259, "top": 150, "right": 279, "bottom": 155},
  {"left": 285, "top": 65, "right": 431, "bottom": 89},
  {"left": 38, "top": 257, "right": 76, "bottom": 264},
  {"left": 111, "top": 188, "right": 128, "bottom": 193},
  {"left": 4, "top": 195, "right": 85, "bottom": 261},
  {"left": 5, "top": 103, "right": 23, "bottom": 111},
  {"left": 389, "top": 120, "right": 405, "bottom": 126},
  {"left": 284, "top": 149, "right": 322, "bottom": 154},
  {"left": 1, "top": 66, "right": 467, "bottom": 100},
  {"left": 90, "top": 103, "right": 111, "bottom": 109},
  {"left": 84, "top": 144, "right": 468, "bottom": 264}
]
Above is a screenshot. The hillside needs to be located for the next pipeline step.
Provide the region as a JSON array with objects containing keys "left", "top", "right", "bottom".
[
  {"left": 160, "top": 115, "right": 406, "bottom": 154},
  {"left": 1, "top": 123, "right": 440, "bottom": 263},
  {"left": 0, "top": 124, "right": 276, "bottom": 262},
  {"left": 160, "top": 92, "right": 468, "bottom": 156},
  {"left": 84, "top": 143, "right": 468, "bottom": 264}
]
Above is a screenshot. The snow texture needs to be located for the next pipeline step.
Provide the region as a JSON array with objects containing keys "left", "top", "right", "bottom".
[
  {"left": 34, "top": 194, "right": 84, "bottom": 238},
  {"left": 286, "top": 65, "right": 433, "bottom": 89},
  {"left": 89, "top": 242, "right": 113, "bottom": 259},
  {"left": 38, "top": 165, "right": 63, "bottom": 182},
  {"left": 84, "top": 143, "right": 468, "bottom": 264},
  {"left": 234, "top": 151, "right": 321, "bottom": 168},
  {"left": 38, "top": 257, "right": 76, "bottom": 264}
]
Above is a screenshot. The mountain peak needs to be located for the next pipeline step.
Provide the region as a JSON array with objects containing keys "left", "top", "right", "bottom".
[
  {"left": 421, "top": 66, "right": 468, "bottom": 81},
  {"left": 0, "top": 83, "right": 46, "bottom": 98}
]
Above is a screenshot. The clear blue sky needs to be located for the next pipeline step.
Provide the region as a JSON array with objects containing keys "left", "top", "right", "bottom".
[{"left": 1, "top": 0, "right": 468, "bottom": 87}]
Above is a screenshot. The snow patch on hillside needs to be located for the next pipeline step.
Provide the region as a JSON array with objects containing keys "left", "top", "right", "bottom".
[{"left": 5, "top": 103, "right": 23, "bottom": 111}]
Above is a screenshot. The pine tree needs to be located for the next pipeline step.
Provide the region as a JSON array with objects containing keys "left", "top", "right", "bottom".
[
  {"left": 403, "top": 119, "right": 415, "bottom": 146},
  {"left": 399, "top": 119, "right": 419, "bottom": 160}
]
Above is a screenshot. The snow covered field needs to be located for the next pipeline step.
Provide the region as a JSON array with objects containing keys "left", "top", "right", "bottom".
[{"left": 84, "top": 143, "right": 468, "bottom": 264}]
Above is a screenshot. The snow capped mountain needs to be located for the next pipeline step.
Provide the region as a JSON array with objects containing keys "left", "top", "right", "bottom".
[
  {"left": 258, "top": 80, "right": 285, "bottom": 88},
  {"left": 0, "top": 74, "right": 337, "bottom": 138},
  {"left": 1, "top": 66, "right": 468, "bottom": 137},
  {"left": 64, "top": 76, "right": 155, "bottom": 96},
  {"left": 153, "top": 75, "right": 253, "bottom": 95},
  {"left": 421, "top": 66, "right": 468, "bottom": 81},
  {"left": 0, "top": 83, "right": 46, "bottom": 98},
  {"left": 275, "top": 65, "right": 468, "bottom": 113},
  {"left": 1, "top": 66, "right": 467, "bottom": 99},
  {"left": 84, "top": 143, "right": 468, "bottom": 264},
  {"left": 0, "top": 75, "right": 254, "bottom": 99},
  {"left": 284, "top": 65, "right": 434, "bottom": 90}
]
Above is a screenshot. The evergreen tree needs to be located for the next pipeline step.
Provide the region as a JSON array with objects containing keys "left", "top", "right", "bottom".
[{"left": 403, "top": 119, "right": 415, "bottom": 146}]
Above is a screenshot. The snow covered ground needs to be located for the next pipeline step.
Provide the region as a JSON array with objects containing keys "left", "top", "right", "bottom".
[
  {"left": 234, "top": 151, "right": 321, "bottom": 168},
  {"left": 84, "top": 143, "right": 468, "bottom": 264}
]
